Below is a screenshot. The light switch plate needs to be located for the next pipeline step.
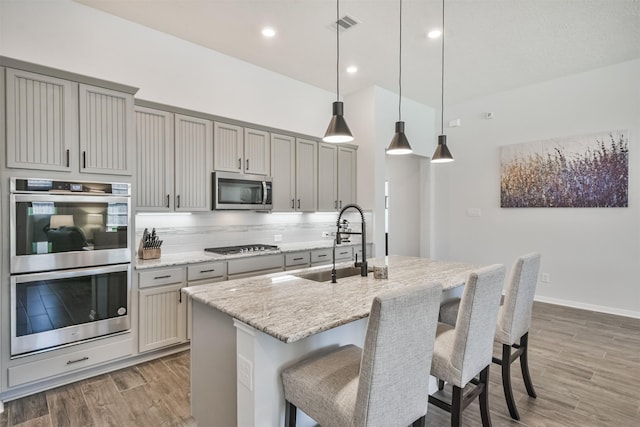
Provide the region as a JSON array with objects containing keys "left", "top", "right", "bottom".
[
  {"left": 238, "top": 355, "right": 253, "bottom": 391},
  {"left": 466, "top": 208, "right": 482, "bottom": 217}
]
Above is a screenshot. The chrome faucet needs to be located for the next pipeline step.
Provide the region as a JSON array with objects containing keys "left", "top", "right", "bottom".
[{"left": 333, "top": 203, "right": 368, "bottom": 279}]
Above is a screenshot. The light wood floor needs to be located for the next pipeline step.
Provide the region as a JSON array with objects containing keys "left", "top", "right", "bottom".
[{"left": 1, "top": 302, "right": 638, "bottom": 427}]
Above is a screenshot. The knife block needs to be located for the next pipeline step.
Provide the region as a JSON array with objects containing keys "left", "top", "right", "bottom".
[{"left": 139, "top": 248, "right": 161, "bottom": 260}]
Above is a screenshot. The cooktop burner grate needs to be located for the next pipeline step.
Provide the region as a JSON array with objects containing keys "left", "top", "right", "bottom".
[{"left": 204, "top": 244, "right": 279, "bottom": 255}]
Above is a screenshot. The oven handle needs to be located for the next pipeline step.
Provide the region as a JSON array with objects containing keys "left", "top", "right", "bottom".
[{"left": 12, "top": 263, "right": 130, "bottom": 283}]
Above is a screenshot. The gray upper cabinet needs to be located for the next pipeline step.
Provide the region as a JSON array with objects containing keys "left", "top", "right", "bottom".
[
  {"left": 270, "top": 133, "right": 296, "bottom": 211},
  {"left": 318, "top": 143, "right": 338, "bottom": 211},
  {"left": 244, "top": 128, "right": 270, "bottom": 175},
  {"left": 318, "top": 144, "right": 357, "bottom": 211},
  {"left": 295, "top": 138, "right": 318, "bottom": 212},
  {"left": 79, "top": 84, "right": 135, "bottom": 175},
  {"left": 175, "top": 114, "right": 213, "bottom": 211},
  {"left": 337, "top": 146, "right": 357, "bottom": 208},
  {"left": 214, "top": 121, "right": 270, "bottom": 175},
  {"left": 5, "top": 68, "right": 77, "bottom": 172},
  {"left": 135, "top": 106, "right": 174, "bottom": 211},
  {"left": 213, "top": 121, "right": 243, "bottom": 173}
]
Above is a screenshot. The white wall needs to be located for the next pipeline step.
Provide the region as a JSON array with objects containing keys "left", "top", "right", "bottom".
[{"left": 433, "top": 60, "right": 640, "bottom": 317}]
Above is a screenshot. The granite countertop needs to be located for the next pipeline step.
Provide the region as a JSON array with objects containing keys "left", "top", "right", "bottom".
[
  {"left": 135, "top": 240, "right": 362, "bottom": 270},
  {"left": 184, "top": 255, "right": 482, "bottom": 344}
]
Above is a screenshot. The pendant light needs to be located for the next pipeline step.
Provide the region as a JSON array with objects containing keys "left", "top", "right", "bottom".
[
  {"left": 323, "top": 0, "right": 354, "bottom": 143},
  {"left": 386, "top": 0, "right": 413, "bottom": 155},
  {"left": 431, "top": 0, "right": 454, "bottom": 163}
]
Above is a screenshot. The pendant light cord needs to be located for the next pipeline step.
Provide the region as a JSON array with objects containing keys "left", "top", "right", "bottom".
[
  {"left": 441, "top": 0, "right": 445, "bottom": 135},
  {"left": 336, "top": 0, "right": 340, "bottom": 102},
  {"left": 398, "top": 0, "right": 403, "bottom": 121}
]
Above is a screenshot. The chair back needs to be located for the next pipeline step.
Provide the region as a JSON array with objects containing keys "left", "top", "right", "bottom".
[
  {"left": 496, "top": 253, "right": 541, "bottom": 345},
  {"left": 354, "top": 282, "right": 442, "bottom": 427},
  {"left": 451, "top": 265, "right": 505, "bottom": 386}
]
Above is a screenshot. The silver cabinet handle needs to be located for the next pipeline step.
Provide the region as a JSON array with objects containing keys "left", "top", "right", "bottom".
[{"left": 67, "top": 356, "right": 89, "bottom": 365}]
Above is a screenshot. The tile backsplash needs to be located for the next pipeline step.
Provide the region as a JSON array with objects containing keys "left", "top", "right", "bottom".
[{"left": 135, "top": 211, "right": 372, "bottom": 254}]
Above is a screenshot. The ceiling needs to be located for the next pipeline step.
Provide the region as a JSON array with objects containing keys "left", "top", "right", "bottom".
[{"left": 75, "top": 0, "right": 640, "bottom": 107}]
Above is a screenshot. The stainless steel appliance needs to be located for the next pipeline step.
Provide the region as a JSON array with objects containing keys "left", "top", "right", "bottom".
[
  {"left": 9, "top": 178, "right": 131, "bottom": 356},
  {"left": 205, "top": 244, "right": 279, "bottom": 255},
  {"left": 212, "top": 172, "right": 273, "bottom": 210}
]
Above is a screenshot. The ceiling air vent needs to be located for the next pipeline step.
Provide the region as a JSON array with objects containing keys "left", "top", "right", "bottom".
[{"left": 329, "top": 14, "right": 360, "bottom": 32}]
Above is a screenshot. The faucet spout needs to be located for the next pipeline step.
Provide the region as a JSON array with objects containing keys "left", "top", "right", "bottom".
[{"left": 335, "top": 203, "right": 368, "bottom": 277}]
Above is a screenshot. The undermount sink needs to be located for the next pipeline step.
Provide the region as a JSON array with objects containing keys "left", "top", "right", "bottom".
[{"left": 297, "top": 266, "right": 364, "bottom": 282}]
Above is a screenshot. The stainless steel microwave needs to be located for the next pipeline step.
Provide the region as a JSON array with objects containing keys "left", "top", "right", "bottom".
[{"left": 212, "top": 172, "right": 273, "bottom": 210}]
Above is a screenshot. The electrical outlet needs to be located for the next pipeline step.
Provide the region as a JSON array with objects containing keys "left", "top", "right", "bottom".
[
  {"left": 237, "top": 355, "right": 253, "bottom": 391},
  {"left": 322, "top": 231, "right": 329, "bottom": 238},
  {"left": 541, "top": 273, "right": 550, "bottom": 283},
  {"left": 274, "top": 234, "right": 282, "bottom": 242}
]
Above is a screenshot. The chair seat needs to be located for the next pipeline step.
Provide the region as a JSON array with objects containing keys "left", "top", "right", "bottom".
[{"left": 282, "top": 345, "right": 361, "bottom": 427}]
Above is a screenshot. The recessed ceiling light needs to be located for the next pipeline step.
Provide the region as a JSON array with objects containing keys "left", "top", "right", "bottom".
[
  {"left": 262, "top": 27, "right": 276, "bottom": 38},
  {"left": 346, "top": 65, "right": 358, "bottom": 74},
  {"left": 428, "top": 29, "right": 442, "bottom": 39}
]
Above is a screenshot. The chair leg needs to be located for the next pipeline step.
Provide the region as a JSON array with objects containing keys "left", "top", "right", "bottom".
[
  {"left": 451, "top": 385, "right": 463, "bottom": 427},
  {"left": 501, "top": 343, "right": 520, "bottom": 420},
  {"left": 284, "top": 400, "right": 297, "bottom": 427},
  {"left": 412, "top": 415, "right": 426, "bottom": 427},
  {"left": 520, "top": 332, "right": 537, "bottom": 398},
  {"left": 479, "top": 366, "right": 492, "bottom": 427},
  {"left": 438, "top": 379, "right": 445, "bottom": 391}
]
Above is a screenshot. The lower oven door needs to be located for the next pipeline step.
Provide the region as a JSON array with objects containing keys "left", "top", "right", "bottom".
[{"left": 11, "top": 263, "right": 131, "bottom": 357}]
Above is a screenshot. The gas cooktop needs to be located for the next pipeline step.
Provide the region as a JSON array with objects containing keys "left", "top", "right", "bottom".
[{"left": 204, "top": 244, "right": 279, "bottom": 255}]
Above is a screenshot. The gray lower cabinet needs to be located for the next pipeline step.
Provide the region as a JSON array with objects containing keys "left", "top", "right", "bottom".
[
  {"left": 227, "top": 254, "right": 284, "bottom": 279},
  {"left": 5, "top": 66, "right": 136, "bottom": 175},
  {"left": 138, "top": 267, "right": 188, "bottom": 353},
  {"left": 285, "top": 252, "right": 310, "bottom": 270},
  {"left": 318, "top": 143, "right": 357, "bottom": 211}
]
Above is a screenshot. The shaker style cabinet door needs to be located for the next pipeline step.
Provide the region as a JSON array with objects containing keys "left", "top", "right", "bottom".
[
  {"left": 243, "top": 127, "right": 270, "bottom": 175},
  {"left": 270, "top": 133, "right": 296, "bottom": 211},
  {"left": 213, "top": 121, "right": 244, "bottom": 173},
  {"left": 317, "top": 143, "right": 338, "bottom": 211},
  {"left": 135, "top": 106, "right": 174, "bottom": 211},
  {"left": 174, "top": 114, "right": 213, "bottom": 212},
  {"left": 79, "top": 84, "right": 135, "bottom": 175},
  {"left": 295, "top": 138, "right": 318, "bottom": 212},
  {"left": 138, "top": 283, "right": 187, "bottom": 352},
  {"left": 5, "top": 68, "right": 77, "bottom": 172}
]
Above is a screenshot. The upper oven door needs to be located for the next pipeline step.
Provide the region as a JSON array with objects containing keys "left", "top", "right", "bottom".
[
  {"left": 213, "top": 172, "right": 272, "bottom": 210},
  {"left": 10, "top": 193, "right": 131, "bottom": 274}
]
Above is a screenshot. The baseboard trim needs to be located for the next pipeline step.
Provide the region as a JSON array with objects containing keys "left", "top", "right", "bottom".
[{"left": 534, "top": 295, "right": 640, "bottom": 319}]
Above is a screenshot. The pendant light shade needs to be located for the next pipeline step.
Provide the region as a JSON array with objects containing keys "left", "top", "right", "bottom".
[
  {"left": 387, "top": 121, "right": 412, "bottom": 155},
  {"left": 386, "top": 0, "right": 412, "bottom": 155},
  {"left": 431, "top": 134, "right": 454, "bottom": 163},
  {"left": 324, "top": 101, "right": 353, "bottom": 143},
  {"left": 323, "top": 0, "right": 354, "bottom": 143},
  {"left": 431, "top": 0, "right": 454, "bottom": 163}
]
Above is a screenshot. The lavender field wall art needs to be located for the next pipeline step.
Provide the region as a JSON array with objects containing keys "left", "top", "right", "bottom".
[{"left": 500, "top": 130, "right": 629, "bottom": 208}]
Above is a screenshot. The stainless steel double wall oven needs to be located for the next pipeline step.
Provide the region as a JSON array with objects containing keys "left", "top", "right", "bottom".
[{"left": 9, "top": 178, "right": 132, "bottom": 356}]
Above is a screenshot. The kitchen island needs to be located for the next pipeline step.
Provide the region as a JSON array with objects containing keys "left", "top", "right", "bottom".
[{"left": 184, "top": 255, "right": 481, "bottom": 427}]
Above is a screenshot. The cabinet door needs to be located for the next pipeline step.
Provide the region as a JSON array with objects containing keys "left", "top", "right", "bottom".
[
  {"left": 139, "top": 283, "right": 187, "bottom": 352},
  {"left": 135, "top": 106, "right": 174, "bottom": 211},
  {"left": 5, "top": 68, "right": 77, "bottom": 171},
  {"left": 337, "top": 146, "right": 357, "bottom": 208},
  {"left": 270, "top": 133, "right": 296, "bottom": 211},
  {"left": 214, "top": 122, "right": 243, "bottom": 173},
  {"left": 244, "top": 128, "right": 270, "bottom": 175},
  {"left": 79, "top": 84, "right": 134, "bottom": 175},
  {"left": 295, "top": 138, "right": 318, "bottom": 212},
  {"left": 175, "top": 114, "right": 213, "bottom": 212},
  {"left": 317, "top": 143, "right": 338, "bottom": 211}
]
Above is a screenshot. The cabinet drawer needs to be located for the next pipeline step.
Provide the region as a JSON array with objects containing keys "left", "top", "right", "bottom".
[
  {"left": 8, "top": 338, "right": 133, "bottom": 387},
  {"left": 335, "top": 247, "right": 353, "bottom": 261},
  {"left": 311, "top": 248, "right": 332, "bottom": 264},
  {"left": 139, "top": 267, "right": 185, "bottom": 288},
  {"left": 187, "top": 261, "right": 226, "bottom": 282},
  {"left": 227, "top": 254, "right": 283, "bottom": 276},
  {"left": 285, "top": 252, "right": 310, "bottom": 267}
]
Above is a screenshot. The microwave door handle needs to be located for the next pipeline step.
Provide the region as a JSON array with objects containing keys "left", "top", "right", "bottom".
[{"left": 262, "top": 181, "right": 267, "bottom": 205}]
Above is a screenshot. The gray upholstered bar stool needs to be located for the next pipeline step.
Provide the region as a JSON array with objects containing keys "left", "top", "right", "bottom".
[
  {"left": 439, "top": 253, "right": 541, "bottom": 421},
  {"left": 281, "top": 282, "right": 443, "bottom": 427},
  {"left": 429, "top": 264, "right": 506, "bottom": 427}
]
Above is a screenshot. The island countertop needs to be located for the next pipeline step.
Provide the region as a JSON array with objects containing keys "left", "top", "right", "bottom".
[{"left": 184, "top": 255, "right": 481, "bottom": 343}]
